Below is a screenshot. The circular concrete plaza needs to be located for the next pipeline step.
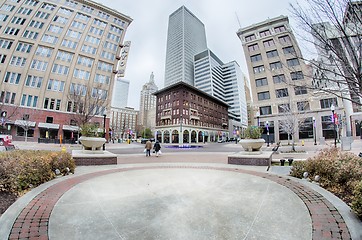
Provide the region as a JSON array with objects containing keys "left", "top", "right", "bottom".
[{"left": 48, "top": 167, "right": 311, "bottom": 240}]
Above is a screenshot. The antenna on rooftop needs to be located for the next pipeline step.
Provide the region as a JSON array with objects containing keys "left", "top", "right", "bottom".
[{"left": 235, "top": 12, "right": 242, "bottom": 28}]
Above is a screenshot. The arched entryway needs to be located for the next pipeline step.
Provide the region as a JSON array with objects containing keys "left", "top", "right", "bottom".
[
  {"left": 191, "top": 130, "right": 197, "bottom": 143},
  {"left": 183, "top": 130, "right": 189, "bottom": 143},
  {"left": 172, "top": 130, "right": 179, "bottom": 143},
  {"left": 198, "top": 131, "right": 203, "bottom": 143},
  {"left": 164, "top": 130, "right": 170, "bottom": 143}
]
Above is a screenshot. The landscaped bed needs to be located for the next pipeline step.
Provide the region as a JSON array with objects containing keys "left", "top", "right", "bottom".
[{"left": 0, "top": 150, "right": 75, "bottom": 216}]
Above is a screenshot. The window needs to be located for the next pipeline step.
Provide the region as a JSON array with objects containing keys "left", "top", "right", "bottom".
[
  {"left": 56, "top": 50, "right": 73, "bottom": 62},
  {"left": 255, "top": 78, "right": 268, "bottom": 87},
  {"left": 287, "top": 58, "right": 300, "bottom": 67},
  {"left": 25, "top": 75, "right": 43, "bottom": 88},
  {"left": 29, "top": 20, "right": 44, "bottom": 29},
  {"left": 260, "top": 106, "right": 272, "bottom": 115},
  {"left": 294, "top": 86, "right": 308, "bottom": 95},
  {"left": 1, "top": 4, "right": 15, "bottom": 12},
  {"left": 70, "top": 83, "right": 87, "bottom": 96},
  {"left": 263, "top": 39, "right": 275, "bottom": 47},
  {"left": 90, "top": 26, "right": 104, "bottom": 36},
  {"left": 4, "top": 27, "right": 20, "bottom": 36},
  {"left": 110, "top": 25, "right": 123, "bottom": 34},
  {"left": 274, "top": 25, "right": 286, "bottom": 33},
  {"left": 248, "top": 44, "right": 259, "bottom": 52},
  {"left": 52, "top": 64, "right": 69, "bottom": 75},
  {"left": 97, "top": 61, "right": 112, "bottom": 72},
  {"left": 41, "top": 3, "right": 56, "bottom": 11},
  {"left": 93, "top": 18, "right": 107, "bottom": 27},
  {"left": 257, "top": 91, "right": 270, "bottom": 100},
  {"left": 0, "top": 54, "right": 6, "bottom": 64},
  {"left": 81, "top": 44, "right": 97, "bottom": 54},
  {"left": 17, "top": 7, "right": 32, "bottom": 15},
  {"left": 0, "top": 39, "right": 13, "bottom": 49},
  {"left": 266, "top": 50, "right": 278, "bottom": 58},
  {"left": 58, "top": 7, "right": 73, "bottom": 16},
  {"left": 279, "top": 35, "right": 291, "bottom": 44},
  {"left": 283, "top": 46, "right": 295, "bottom": 54},
  {"left": 53, "top": 15, "right": 68, "bottom": 24},
  {"left": 276, "top": 88, "right": 289, "bottom": 98},
  {"left": 259, "top": 30, "right": 271, "bottom": 37},
  {"left": 85, "top": 35, "right": 100, "bottom": 44},
  {"left": 61, "top": 39, "right": 77, "bottom": 49},
  {"left": 3, "top": 72, "right": 21, "bottom": 84},
  {"left": 95, "top": 74, "right": 110, "bottom": 84},
  {"left": 77, "top": 56, "right": 94, "bottom": 67},
  {"left": 273, "top": 74, "right": 285, "bottom": 84},
  {"left": 22, "top": 30, "right": 38, "bottom": 39},
  {"left": 320, "top": 98, "right": 337, "bottom": 109},
  {"left": 73, "top": 69, "right": 90, "bottom": 80},
  {"left": 46, "top": 116, "right": 53, "bottom": 123},
  {"left": 103, "top": 41, "right": 117, "bottom": 51},
  {"left": 278, "top": 104, "right": 290, "bottom": 113},
  {"left": 75, "top": 13, "right": 90, "bottom": 21},
  {"left": 47, "top": 79, "right": 65, "bottom": 92},
  {"left": 41, "top": 34, "right": 58, "bottom": 44},
  {"left": 35, "top": 46, "right": 53, "bottom": 57},
  {"left": 35, "top": 11, "right": 49, "bottom": 19},
  {"left": 47, "top": 24, "right": 63, "bottom": 34},
  {"left": 297, "top": 101, "right": 310, "bottom": 111},
  {"left": 245, "top": 34, "right": 256, "bottom": 42},
  {"left": 11, "top": 16, "right": 26, "bottom": 25},
  {"left": 10, "top": 56, "right": 27, "bottom": 67},
  {"left": 81, "top": 5, "right": 94, "bottom": 13},
  {"left": 66, "top": 29, "right": 82, "bottom": 39},
  {"left": 250, "top": 54, "right": 262, "bottom": 62},
  {"left": 71, "top": 20, "right": 86, "bottom": 30},
  {"left": 253, "top": 65, "right": 265, "bottom": 74},
  {"left": 30, "top": 60, "right": 48, "bottom": 71},
  {"left": 269, "top": 61, "right": 282, "bottom": 71},
  {"left": 290, "top": 71, "right": 304, "bottom": 80},
  {"left": 100, "top": 51, "right": 115, "bottom": 61}
]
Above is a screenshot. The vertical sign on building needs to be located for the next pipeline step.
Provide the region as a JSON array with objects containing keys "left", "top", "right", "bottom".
[{"left": 117, "top": 41, "right": 131, "bottom": 78}]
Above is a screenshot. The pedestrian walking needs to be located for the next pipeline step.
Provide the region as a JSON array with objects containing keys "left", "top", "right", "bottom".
[
  {"left": 153, "top": 140, "right": 161, "bottom": 157},
  {"left": 145, "top": 140, "right": 152, "bottom": 157}
]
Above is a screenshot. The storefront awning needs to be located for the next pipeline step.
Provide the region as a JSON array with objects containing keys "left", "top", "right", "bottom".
[
  {"left": 14, "top": 120, "right": 36, "bottom": 127},
  {"left": 38, "top": 122, "right": 60, "bottom": 129},
  {"left": 62, "top": 125, "right": 79, "bottom": 131}
]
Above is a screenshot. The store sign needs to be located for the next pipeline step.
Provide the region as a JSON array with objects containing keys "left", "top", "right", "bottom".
[{"left": 117, "top": 41, "right": 131, "bottom": 78}]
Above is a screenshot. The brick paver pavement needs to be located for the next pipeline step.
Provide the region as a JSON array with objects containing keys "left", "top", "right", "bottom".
[{"left": 8, "top": 165, "right": 351, "bottom": 240}]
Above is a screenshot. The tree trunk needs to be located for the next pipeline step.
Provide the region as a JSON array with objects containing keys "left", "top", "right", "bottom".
[
  {"left": 25, "top": 130, "right": 28, "bottom": 142},
  {"left": 291, "top": 133, "right": 295, "bottom": 151}
]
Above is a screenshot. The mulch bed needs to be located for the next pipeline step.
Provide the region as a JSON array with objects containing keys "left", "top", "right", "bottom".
[{"left": 0, "top": 191, "right": 17, "bottom": 217}]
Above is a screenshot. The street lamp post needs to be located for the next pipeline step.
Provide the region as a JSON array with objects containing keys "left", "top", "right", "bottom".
[
  {"left": 103, "top": 114, "right": 106, "bottom": 150},
  {"left": 313, "top": 117, "right": 317, "bottom": 145},
  {"left": 266, "top": 121, "right": 270, "bottom": 147},
  {"left": 331, "top": 104, "right": 337, "bottom": 147},
  {"left": 180, "top": 114, "right": 183, "bottom": 145}
]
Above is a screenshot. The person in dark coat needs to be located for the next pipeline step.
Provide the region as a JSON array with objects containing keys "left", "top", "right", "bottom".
[{"left": 153, "top": 141, "right": 161, "bottom": 157}]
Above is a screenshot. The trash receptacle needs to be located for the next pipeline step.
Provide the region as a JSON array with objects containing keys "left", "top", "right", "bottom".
[
  {"left": 118, "top": 138, "right": 121, "bottom": 143},
  {"left": 280, "top": 159, "right": 286, "bottom": 166}
]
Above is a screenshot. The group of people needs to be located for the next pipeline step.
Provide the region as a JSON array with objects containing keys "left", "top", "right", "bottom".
[{"left": 145, "top": 140, "right": 161, "bottom": 157}]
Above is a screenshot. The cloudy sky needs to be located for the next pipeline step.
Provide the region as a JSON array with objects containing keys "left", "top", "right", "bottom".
[{"left": 95, "top": 0, "right": 302, "bottom": 109}]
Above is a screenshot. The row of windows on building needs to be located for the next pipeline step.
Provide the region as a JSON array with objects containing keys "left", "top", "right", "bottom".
[
  {"left": 253, "top": 61, "right": 301, "bottom": 75},
  {"left": 257, "top": 86, "right": 308, "bottom": 100},
  {"left": 258, "top": 97, "right": 338, "bottom": 115},
  {"left": 250, "top": 46, "right": 296, "bottom": 62},
  {"left": 158, "top": 118, "right": 223, "bottom": 129},
  {"left": 247, "top": 35, "right": 291, "bottom": 52},
  {"left": 244, "top": 25, "right": 287, "bottom": 42},
  {"left": 255, "top": 72, "right": 304, "bottom": 87},
  {"left": 1, "top": 0, "right": 127, "bottom": 27}
]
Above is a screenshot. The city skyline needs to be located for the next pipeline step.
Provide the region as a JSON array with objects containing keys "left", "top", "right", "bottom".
[{"left": 95, "top": 0, "right": 301, "bottom": 109}]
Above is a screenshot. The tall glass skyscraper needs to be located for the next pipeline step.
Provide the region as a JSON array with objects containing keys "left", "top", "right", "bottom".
[{"left": 164, "top": 6, "right": 207, "bottom": 87}]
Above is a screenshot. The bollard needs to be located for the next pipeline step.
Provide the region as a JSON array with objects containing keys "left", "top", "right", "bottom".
[
  {"left": 301, "top": 140, "right": 304, "bottom": 146},
  {"left": 288, "top": 158, "right": 293, "bottom": 166},
  {"left": 280, "top": 159, "right": 286, "bottom": 166}
]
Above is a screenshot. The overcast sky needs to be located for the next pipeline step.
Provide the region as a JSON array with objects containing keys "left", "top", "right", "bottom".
[{"left": 95, "top": 0, "right": 301, "bottom": 109}]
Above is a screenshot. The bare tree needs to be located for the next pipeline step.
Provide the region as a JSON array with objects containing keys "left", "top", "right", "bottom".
[
  {"left": 290, "top": 0, "right": 362, "bottom": 109},
  {"left": 66, "top": 83, "right": 108, "bottom": 127},
  {"left": 278, "top": 99, "right": 309, "bottom": 151}
]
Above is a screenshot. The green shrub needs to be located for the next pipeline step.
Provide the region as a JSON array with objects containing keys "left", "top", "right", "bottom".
[
  {"left": 352, "top": 180, "right": 362, "bottom": 219},
  {"left": 243, "top": 126, "right": 263, "bottom": 139},
  {"left": 290, "top": 147, "right": 362, "bottom": 211},
  {"left": 0, "top": 150, "right": 75, "bottom": 195},
  {"left": 80, "top": 123, "right": 101, "bottom": 137}
]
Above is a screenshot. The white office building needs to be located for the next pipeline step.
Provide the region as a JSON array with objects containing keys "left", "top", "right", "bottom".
[
  {"left": 139, "top": 72, "right": 158, "bottom": 129},
  {"left": 111, "top": 77, "right": 129, "bottom": 108},
  {"left": 194, "top": 49, "right": 248, "bottom": 135},
  {"left": 164, "top": 6, "right": 207, "bottom": 87}
]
